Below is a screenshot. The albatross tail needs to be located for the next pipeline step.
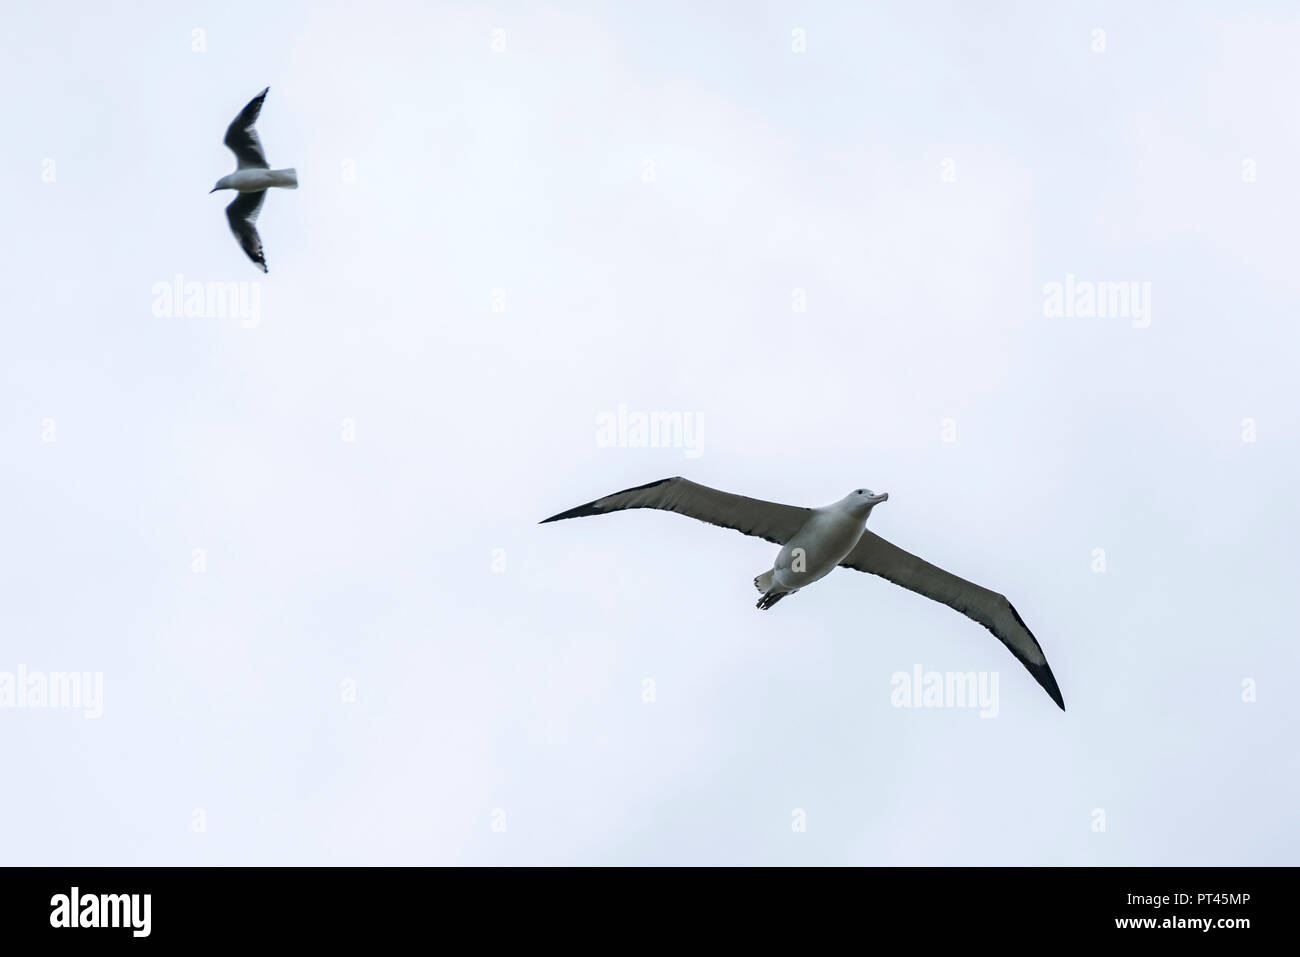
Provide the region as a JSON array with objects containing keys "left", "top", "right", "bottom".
[
  {"left": 269, "top": 168, "right": 298, "bottom": 188},
  {"left": 754, "top": 570, "right": 789, "bottom": 609}
]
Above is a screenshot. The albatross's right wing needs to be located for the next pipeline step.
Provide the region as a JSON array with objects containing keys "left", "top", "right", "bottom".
[
  {"left": 540, "top": 477, "right": 810, "bottom": 546},
  {"left": 840, "top": 531, "right": 1066, "bottom": 710},
  {"left": 224, "top": 87, "right": 270, "bottom": 170}
]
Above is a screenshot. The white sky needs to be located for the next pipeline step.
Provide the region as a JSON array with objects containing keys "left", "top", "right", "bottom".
[{"left": 2, "top": 0, "right": 1296, "bottom": 864}]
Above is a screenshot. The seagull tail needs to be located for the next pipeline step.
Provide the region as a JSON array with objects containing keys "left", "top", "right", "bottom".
[
  {"left": 754, "top": 569, "right": 775, "bottom": 594},
  {"left": 270, "top": 168, "right": 298, "bottom": 189}
]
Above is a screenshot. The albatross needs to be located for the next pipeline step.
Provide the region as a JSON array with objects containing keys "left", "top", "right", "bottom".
[
  {"left": 210, "top": 87, "right": 298, "bottom": 272},
  {"left": 541, "top": 477, "right": 1065, "bottom": 710}
]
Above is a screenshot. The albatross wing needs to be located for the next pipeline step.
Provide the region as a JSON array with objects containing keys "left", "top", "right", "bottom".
[
  {"left": 226, "top": 190, "right": 268, "bottom": 272},
  {"left": 840, "top": 531, "right": 1066, "bottom": 710},
  {"left": 540, "top": 477, "right": 810, "bottom": 546},
  {"left": 224, "top": 87, "right": 270, "bottom": 170}
]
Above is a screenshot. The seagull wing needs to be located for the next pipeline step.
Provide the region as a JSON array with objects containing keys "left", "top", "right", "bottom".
[
  {"left": 224, "top": 87, "right": 270, "bottom": 170},
  {"left": 840, "top": 531, "right": 1065, "bottom": 710},
  {"left": 540, "top": 477, "right": 810, "bottom": 546},
  {"left": 226, "top": 190, "right": 268, "bottom": 272}
]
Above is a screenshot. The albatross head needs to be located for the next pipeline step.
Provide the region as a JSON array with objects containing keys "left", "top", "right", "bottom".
[{"left": 845, "top": 488, "right": 889, "bottom": 515}]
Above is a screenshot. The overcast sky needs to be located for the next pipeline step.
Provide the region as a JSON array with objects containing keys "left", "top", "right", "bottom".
[{"left": 2, "top": 0, "right": 1296, "bottom": 865}]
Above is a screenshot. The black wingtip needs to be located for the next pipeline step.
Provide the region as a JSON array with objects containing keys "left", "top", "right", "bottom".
[
  {"left": 1002, "top": 601, "right": 1065, "bottom": 711},
  {"left": 1027, "top": 659, "right": 1066, "bottom": 711},
  {"left": 539, "top": 477, "right": 679, "bottom": 525},
  {"left": 539, "top": 501, "right": 602, "bottom": 524}
]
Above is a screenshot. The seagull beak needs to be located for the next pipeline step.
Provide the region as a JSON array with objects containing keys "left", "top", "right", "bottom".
[{"left": 868, "top": 491, "right": 889, "bottom": 504}]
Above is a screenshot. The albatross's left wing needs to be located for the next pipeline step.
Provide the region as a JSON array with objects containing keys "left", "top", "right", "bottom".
[
  {"left": 224, "top": 87, "right": 270, "bottom": 170},
  {"left": 226, "top": 190, "right": 268, "bottom": 273},
  {"left": 840, "top": 531, "right": 1065, "bottom": 710},
  {"left": 540, "top": 476, "right": 810, "bottom": 546}
]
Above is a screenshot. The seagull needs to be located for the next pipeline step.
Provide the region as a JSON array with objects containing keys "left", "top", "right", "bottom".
[
  {"left": 541, "top": 477, "right": 1065, "bottom": 710},
  {"left": 210, "top": 87, "right": 297, "bottom": 272}
]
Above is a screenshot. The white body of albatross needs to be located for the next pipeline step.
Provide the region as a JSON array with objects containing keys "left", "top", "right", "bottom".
[
  {"left": 209, "top": 88, "right": 297, "bottom": 273},
  {"left": 541, "top": 477, "right": 1065, "bottom": 710}
]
